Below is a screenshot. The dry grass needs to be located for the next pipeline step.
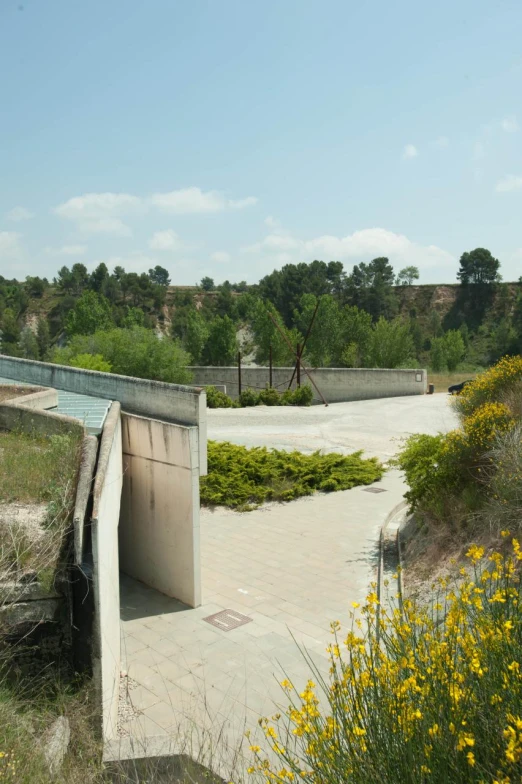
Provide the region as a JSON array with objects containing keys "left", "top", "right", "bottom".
[
  {"left": 0, "top": 386, "right": 41, "bottom": 403},
  {"left": 428, "top": 371, "right": 477, "bottom": 393}
]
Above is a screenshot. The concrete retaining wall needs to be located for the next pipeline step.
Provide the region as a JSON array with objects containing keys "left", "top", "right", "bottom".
[
  {"left": 190, "top": 366, "right": 427, "bottom": 403},
  {"left": 0, "top": 355, "right": 207, "bottom": 475},
  {"left": 119, "top": 413, "right": 201, "bottom": 608},
  {"left": 91, "top": 403, "right": 123, "bottom": 741}
]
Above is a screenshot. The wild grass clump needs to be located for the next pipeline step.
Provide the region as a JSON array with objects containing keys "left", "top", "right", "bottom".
[
  {"left": 251, "top": 541, "right": 522, "bottom": 783},
  {"left": 0, "top": 430, "right": 82, "bottom": 581},
  {"left": 206, "top": 385, "right": 314, "bottom": 409},
  {"left": 201, "top": 441, "right": 384, "bottom": 510}
]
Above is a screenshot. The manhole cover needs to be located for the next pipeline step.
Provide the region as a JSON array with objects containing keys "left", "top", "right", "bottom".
[
  {"left": 203, "top": 609, "right": 253, "bottom": 632},
  {"left": 363, "top": 487, "right": 387, "bottom": 494}
]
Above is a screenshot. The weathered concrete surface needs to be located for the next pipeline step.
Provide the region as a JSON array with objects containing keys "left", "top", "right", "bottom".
[
  {"left": 0, "top": 402, "right": 84, "bottom": 438},
  {"left": 9, "top": 386, "right": 58, "bottom": 410},
  {"left": 206, "top": 393, "right": 459, "bottom": 460},
  {"left": 119, "top": 414, "right": 201, "bottom": 608},
  {"left": 92, "top": 402, "right": 124, "bottom": 741},
  {"left": 0, "top": 355, "right": 207, "bottom": 475},
  {"left": 73, "top": 435, "right": 99, "bottom": 565},
  {"left": 190, "top": 365, "right": 427, "bottom": 403}
]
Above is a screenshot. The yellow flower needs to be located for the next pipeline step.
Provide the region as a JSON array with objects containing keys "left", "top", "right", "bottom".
[{"left": 466, "top": 751, "right": 475, "bottom": 766}]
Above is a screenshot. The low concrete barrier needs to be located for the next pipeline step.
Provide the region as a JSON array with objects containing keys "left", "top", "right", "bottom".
[
  {"left": 189, "top": 366, "right": 427, "bottom": 403},
  {"left": 0, "top": 355, "right": 207, "bottom": 475}
]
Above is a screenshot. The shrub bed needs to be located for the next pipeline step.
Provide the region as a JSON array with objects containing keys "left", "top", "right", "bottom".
[
  {"left": 200, "top": 440, "right": 384, "bottom": 510},
  {"left": 206, "top": 384, "right": 313, "bottom": 409}
]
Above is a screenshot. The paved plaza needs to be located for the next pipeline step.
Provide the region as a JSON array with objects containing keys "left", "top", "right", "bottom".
[{"left": 108, "top": 395, "right": 458, "bottom": 776}]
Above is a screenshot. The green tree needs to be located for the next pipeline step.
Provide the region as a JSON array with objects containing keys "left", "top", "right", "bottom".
[
  {"left": 366, "top": 317, "right": 415, "bottom": 368},
  {"left": 340, "top": 305, "right": 373, "bottom": 367},
  {"left": 67, "top": 353, "right": 112, "bottom": 372},
  {"left": 457, "top": 248, "right": 500, "bottom": 285},
  {"left": 250, "top": 300, "right": 302, "bottom": 366},
  {"left": 36, "top": 318, "right": 50, "bottom": 359},
  {"left": 293, "top": 294, "right": 343, "bottom": 367},
  {"left": 19, "top": 327, "right": 39, "bottom": 359},
  {"left": 444, "top": 329, "right": 466, "bottom": 371},
  {"left": 0, "top": 307, "right": 21, "bottom": 351},
  {"left": 184, "top": 309, "right": 210, "bottom": 364},
  {"left": 346, "top": 257, "right": 397, "bottom": 320},
  {"left": 149, "top": 265, "right": 171, "bottom": 287},
  {"left": 25, "top": 276, "right": 47, "bottom": 297},
  {"left": 53, "top": 327, "right": 191, "bottom": 384},
  {"left": 89, "top": 262, "right": 109, "bottom": 293},
  {"left": 200, "top": 276, "right": 215, "bottom": 291},
  {"left": 122, "top": 306, "right": 145, "bottom": 328},
  {"left": 66, "top": 291, "right": 113, "bottom": 336},
  {"left": 396, "top": 266, "right": 420, "bottom": 286},
  {"left": 430, "top": 337, "right": 447, "bottom": 372},
  {"left": 202, "top": 315, "right": 238, "bottom": 365}
]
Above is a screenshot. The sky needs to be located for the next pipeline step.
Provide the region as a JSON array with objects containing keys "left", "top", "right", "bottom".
[{"left": 1, "top": 0, "right": 522, "bottom": 286}]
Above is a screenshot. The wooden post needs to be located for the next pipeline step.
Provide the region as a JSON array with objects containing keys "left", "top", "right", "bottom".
[
  {"left": 238, "top": 351, "right": 242, "bottom": 396},
  {"left": 296, "top": 344, "right": 301, "bottom": 387},
  {"left": 269, "top": 345, "right": 273, "bottom": 388}
]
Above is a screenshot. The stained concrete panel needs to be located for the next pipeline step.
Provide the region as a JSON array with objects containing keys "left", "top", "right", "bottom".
[
  {"left": 91, "top": 403, "right": 123, "bottom": 741},
  {"left": 119, "top": 413, "right": 201, "bottom": 608}
]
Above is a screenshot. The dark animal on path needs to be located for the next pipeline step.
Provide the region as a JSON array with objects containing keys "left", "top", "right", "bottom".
[{"left": 448, "top": 380, "right": 472, "bottom": 395}]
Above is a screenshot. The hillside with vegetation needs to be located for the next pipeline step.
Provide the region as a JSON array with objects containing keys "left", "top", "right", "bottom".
[{"left": 0, "top": 248, "right": 520, "bottom": 380}]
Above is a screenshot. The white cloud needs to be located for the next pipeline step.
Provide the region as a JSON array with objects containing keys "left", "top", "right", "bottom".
[
  {"left": 402, "top": 144, "right": 418, "bottom": 159},
  {"left": 501, "top": 116, "right": 518, "bottom": 133},
  {"left": 150, "top": 187, "right": 257, "bottom": 214},
  {"left": 45, "top": 244, "right": 87, "bottom": 256},
  {"left": 0, "top": 231, "right": 23, "bottom": 260},
  {"left": 149, "top": 229, "right": 183, "bottom": 251},
  {"left": 434, "top": 136, "right": 449, "bottom": 149},
  {"left": 473, "top": 141, "right": 485, "bottom": 160},
  {"left": 5, "top": 206, "right": 34, "bottom": 222},
  {"left": 264, "top": 215, "right": 281, "bottom": 229},
  {"left": 54, "top": 192, "right": 143, "bottom": 236},
  {"left": 495, "top": 175, "right": 522, "bottom": 193},
  {"left": 210, "top": 251, "right": 231, "bottom": 264},
  {"left": 243, "top": 227, "right": 455, "bottom": 277}
]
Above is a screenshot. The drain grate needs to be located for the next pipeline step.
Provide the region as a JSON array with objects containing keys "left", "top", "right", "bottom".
[
  {"left": 363, "top": 487, "right": 387, "bottom": 494},
  {"left": 203, "top": 609, "right": 253, "bottom": 632}
]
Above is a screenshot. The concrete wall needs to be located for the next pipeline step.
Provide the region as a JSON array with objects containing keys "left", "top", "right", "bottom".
[
  {"left": 119, "top": 413, "right": 201, "bottom": 608},
  {"left": 91, "top": 403, "right": 123, "bottom": 742},
  {"left": 0, "top": 355, "right": 207, "bottom": 475},
  {"left": 190, "top": 366, "right": 427, "bottom": 403}
]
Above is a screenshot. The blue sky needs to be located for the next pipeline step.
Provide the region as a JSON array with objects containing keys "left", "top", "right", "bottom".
[{"left": 1, "top": 0, "right": 522, "bottom": 285}]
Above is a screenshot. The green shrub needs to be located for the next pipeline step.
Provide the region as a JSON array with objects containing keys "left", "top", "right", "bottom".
[
  {"left": 257, "top": 387, "right": 282, "bottom": 406},
  {"left": 454, "top": 355, "right": 522, "bottom": 419},
  {"left": 287, "top": 384, "right": 314, "bottom": 406},
  {"left": 205, "top": 386, "right": 237, "bottom": 408},
  {"left": 200, "top": 441, "right": 384, "bottom": 510},
  {"left": 238, "top": 388, "right": 259, "bottom": 407}
]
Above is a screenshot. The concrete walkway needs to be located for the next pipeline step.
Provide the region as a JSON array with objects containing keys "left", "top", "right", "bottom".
[
  {"left": 108, "top": 395, "right": 458, "bottom": 777},
  {"left": 206, "top": 392, "right": 458, "bottom": 460}
]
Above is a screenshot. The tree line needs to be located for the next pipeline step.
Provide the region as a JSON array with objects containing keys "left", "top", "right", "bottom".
[{"left": 0, "top": 247, "right": 519, "bottom": 381}]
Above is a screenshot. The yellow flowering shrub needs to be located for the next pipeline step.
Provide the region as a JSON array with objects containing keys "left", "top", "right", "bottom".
[
  {"left": 455, "top": 356, "right": 522, "bottom": 420},
  {"left": 251, "top": 542, "right": 522, "bottom": 783},
  {"left": 463, "top": 402, "right": 515, "bottom": 451}
]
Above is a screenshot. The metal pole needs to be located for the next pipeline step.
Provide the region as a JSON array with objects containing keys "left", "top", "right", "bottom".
[
  {"left": 267, "top": 311, "right": 328, "bottom": 406},
  {"left": 296, "top": 343, "right": 301, "bottom": 387},
  {"left": 287, "top": 300, "right": 320, "bottom": 390},
  {"left": 269, "top": 345, "right": 273, "bottom": 388},
  {"left": 238, "top": 351, "right": 242, "bottom": 396}
]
